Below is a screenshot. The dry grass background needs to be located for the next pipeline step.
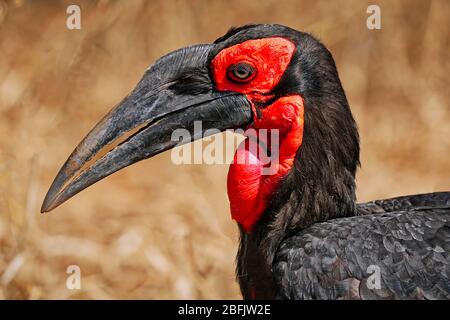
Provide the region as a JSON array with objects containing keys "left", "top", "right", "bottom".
[{"left": 0, "top": 0, "right": 449, "bottom": 299}]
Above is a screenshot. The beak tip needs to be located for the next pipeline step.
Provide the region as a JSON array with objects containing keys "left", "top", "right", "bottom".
[
  {"left": 40, "top": 204, "right": 49, "bottom": 213},
  {"left": 40, "top": 190, "right": 59, "bottom": 213},
  {"left": 40, "top": 198, "right": 52, "bottom": 213}
]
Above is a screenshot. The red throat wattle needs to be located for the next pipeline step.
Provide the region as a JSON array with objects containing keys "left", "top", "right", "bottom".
[{"left": 211, "top": 37, "right": 304, "bottom": 232}]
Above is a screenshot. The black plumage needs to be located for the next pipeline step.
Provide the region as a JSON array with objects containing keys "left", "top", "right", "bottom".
[
  {"left": 41, "top": 23, "right": 450, "bottom": 300},
  {"left": 215, "top": 25, "right": 450, "bottom": 300},
  {"left": 274, "top": 193, "right": 450, "bottom": 299}
]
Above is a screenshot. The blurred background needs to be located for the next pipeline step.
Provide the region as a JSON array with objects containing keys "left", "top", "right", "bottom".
[{"left": 0, "top": 0, "right": 448, "bottom": 299}]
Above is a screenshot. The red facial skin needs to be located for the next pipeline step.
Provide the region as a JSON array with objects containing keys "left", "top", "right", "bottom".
[{"left": 211, "top": 37, "right": 304, "bottom": 232}]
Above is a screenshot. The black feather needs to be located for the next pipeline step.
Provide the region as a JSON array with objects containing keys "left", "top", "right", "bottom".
[
  {"left": 274, "top": 198, "right": 450, "bottom": 300},
  {"left": 211, "top": 24, "right": 449, "bottom": 300}
]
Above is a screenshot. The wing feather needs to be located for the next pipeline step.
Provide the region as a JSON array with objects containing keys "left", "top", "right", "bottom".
[{"left": 274, "top": 193, "right": 450, "bottom": 300}]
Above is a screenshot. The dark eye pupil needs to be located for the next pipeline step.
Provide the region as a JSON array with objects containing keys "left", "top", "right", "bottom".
[
  {"left": 235, "top": 67, "right": 249, "bottom": 78},
  {"left": 228, "top": 63, "right": 255, "bottom": 82}
]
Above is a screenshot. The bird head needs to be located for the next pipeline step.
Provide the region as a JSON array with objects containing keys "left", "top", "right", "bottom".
[{"left": 41, "top": 24, "right": 359, "bottom": 233}]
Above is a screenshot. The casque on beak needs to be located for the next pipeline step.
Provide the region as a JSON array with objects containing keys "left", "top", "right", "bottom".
[{"left": 41, "top": 44, "right": 252, "bottom": 212}]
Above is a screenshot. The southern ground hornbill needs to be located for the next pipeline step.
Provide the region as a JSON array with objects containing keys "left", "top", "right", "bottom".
[{"left": 41, "top": 24, "right": 450, "bottom": 300}]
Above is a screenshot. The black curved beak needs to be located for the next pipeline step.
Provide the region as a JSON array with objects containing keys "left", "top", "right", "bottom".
[{"left": 41, "top": 44, "right": 252, "bottom": 212}]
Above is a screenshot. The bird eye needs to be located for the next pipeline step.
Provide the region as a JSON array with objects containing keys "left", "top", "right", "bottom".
[{"left": 227, "top": 62, "right": 256, "bottom": 83}]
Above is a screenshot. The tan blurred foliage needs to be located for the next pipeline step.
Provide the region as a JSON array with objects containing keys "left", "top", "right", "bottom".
[{"left": 0, "top": 0, "right": 448, "bottom": 299}]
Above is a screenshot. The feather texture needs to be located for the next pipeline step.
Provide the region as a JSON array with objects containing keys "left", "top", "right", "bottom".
[{"left": 273, "top": 192, "right": 450, "bottom": 300}]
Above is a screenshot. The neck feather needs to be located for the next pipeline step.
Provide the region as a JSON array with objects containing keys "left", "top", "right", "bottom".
[{"left": 247, "top": 94, "right": 360, "bottom": 265}]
